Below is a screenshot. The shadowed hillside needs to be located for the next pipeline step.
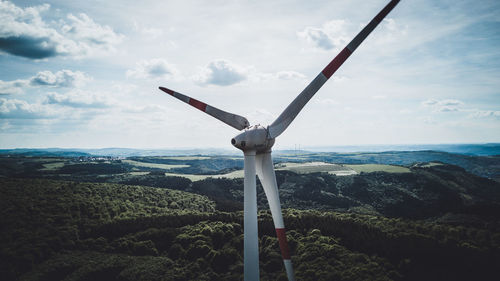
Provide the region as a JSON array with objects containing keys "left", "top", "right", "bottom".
[{"left": 1, "top": 177, "right": 499, "bottom": 281}]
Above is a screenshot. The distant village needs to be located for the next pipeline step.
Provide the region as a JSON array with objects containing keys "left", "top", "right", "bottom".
[{"left": 76, "top": 156, "right": 125, "bottom": 162}]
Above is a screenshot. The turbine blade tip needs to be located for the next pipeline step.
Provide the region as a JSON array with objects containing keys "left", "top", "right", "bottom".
[{"left": 159, "top": 86, "right": 175, "bottom": 95}]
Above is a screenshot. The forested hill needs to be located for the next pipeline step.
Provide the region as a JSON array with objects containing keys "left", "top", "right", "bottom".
[
  {"left": 1, "top": 177, "right": 500, "bottom": 281},
  {"left": 1, "top": 150, "right": 500, "bottom": 280},
  {"left": 0, "top": 178, "right": 215, "bottom": 280}
]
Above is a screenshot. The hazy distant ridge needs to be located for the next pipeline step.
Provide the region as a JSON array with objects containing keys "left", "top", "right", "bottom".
[{"left": 1, "top": 143, "right": 499, "bottom": 157}]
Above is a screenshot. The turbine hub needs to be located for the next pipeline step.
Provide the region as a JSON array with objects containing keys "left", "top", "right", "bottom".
[{"left": 231, "top": 125, "right": 274, "bottom": 152}]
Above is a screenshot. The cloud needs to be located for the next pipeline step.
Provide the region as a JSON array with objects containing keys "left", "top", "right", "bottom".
[
  {"left": 132, "top": 21, "right": 164, "bottom": 39},
  {"left": 0, "top": 98, "right": 51, "bottom": 119},
  {"left": 468, "top": 110, "right": 500, "bottom": 119},
  {"left": 0, "top": 1, "right": 123, "bottom": 59},
  {"left": 373, "top": 18, "right": 408, "bottom": 45},
  {"left": 438, "top": 100, "right": 464, "bottom": 107},
  {"left": 61, "top": 13, "right": 123, "bottom": 52},
  {"left": 121, "top": 104, "right": 167, "bottom": 114},
  {"left": 422, "top": 99, "right": 464, "bottom": 112},
  {"left": 0, "top": 70, "right": 90, "bottom": 95},
  {"left": 297, "top": 17, "right": 407, "bottom": 52},
  {"left": 275, "top": 71, "right": 306, "bottom": 80},
  {"left": 0, "top": 79, "right": 28, "bottom": 95},
  {"left": 1, "top": 88, "right": 114, "bottom": 122},
  {"left": 438, "top": 106, "right": 459, "bottom": 112},
  {"left": 30, "top": 70, "right": 90, "bottom": 87},
  {"left": 0, "top": 36, "right": 58, "bottom": 59},
  {"left": 422, "top": 99, "right": 438, "bottom": 106},
  {"left": 298, "top": 20, "right": 349, "bottom": 51},
  {"left": 45, "top": 90, "right": 110, "bottom": 108},
  {"left": 194, "top": 60, "right": 247, "bottom": 86},
  {"left": 422, "top": 99, "right": 500, "bottom": 119},
  {"left": 126, "top": 58, "right": 179, "bottom": 79}
]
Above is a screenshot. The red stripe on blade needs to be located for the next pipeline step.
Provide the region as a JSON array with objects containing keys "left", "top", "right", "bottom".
[
  {"left": 188, "top": 98, "right": 207, "bottom": 112},
  {"left": 374, "top": 0, "right": 400, "bottom": 23},
  {"left": 276, "top": 228, "right": 291, "bottom": 260},
  {"left": 159, "top": 87, "right": 175, "bottom": 96},
  {"left": 321, "top": 47, "right": 352, "bottom": 79}
]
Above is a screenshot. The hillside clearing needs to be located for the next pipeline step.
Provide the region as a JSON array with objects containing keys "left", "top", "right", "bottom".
[
  {"left": 345, "top": 164, "right": 410, "bottom": 173},
  {"left": 122, "top": 159, "right": 189, "bottom": 170}
]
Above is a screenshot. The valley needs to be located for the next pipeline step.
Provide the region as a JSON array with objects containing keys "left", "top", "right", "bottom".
[{"left": 1, "top": 149, "right": 499, "bottom": 280}]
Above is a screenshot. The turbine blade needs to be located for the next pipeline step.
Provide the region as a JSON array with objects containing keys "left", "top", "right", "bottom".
[
  {"left": 256, "top": 152, "right": 295, "bottom": 281},
  {"left": 159, "top": 86, "right": 250, "bottom": 130},
  {"left": 243, "top": 150, "right": 260, "bottom": 281},
  {"left": 268, "top": 0, "right": 400, "bottom": 138}
]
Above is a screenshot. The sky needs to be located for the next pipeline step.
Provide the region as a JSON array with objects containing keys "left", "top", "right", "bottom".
[{"left": 0, "top": 0, "right": 499, "bottom": 150}]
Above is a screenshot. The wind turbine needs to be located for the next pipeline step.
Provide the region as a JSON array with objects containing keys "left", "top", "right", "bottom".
[{"left": 159, "top": 1, "right": 400, "bottom": 280}]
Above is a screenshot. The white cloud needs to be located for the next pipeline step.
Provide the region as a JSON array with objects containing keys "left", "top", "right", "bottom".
[
  {"left": 0, "top": 1, "right": 123, "bottom": 59},
  {"left": 0, "top": 70, "right": 90, "bottom": 95},
  {"left": 193, "top": 59, "right": 247, "bottom": 86},
  {"left": 121, "top": 104, "right": 166, "bottom": 114},
  {"left": 422, "top": 99, "right": 438, "bottom": 106},
  {"left": 422, "top": 99, "right": 464, "bottom": 112},
  {"left": 0, "top": 98, "right": 51, "bottom": 119},
  {"left": 468, "top": 110, "right": 500, "bottom": 119},
  {"left": 0, "top": 79, "right": 28, "bottom": 95},
  {"left": 422, "top": 99, "right": 500, "bottom": 120},
  {"left": 132, "top": 21, "right": 164, "bottom": 39},
  {"left": 0, "top": 94, "right": 110, "bottom": 134},
  {"left": 438, "top": 106, "right": 459, "bottom": 112},
  {"left": 59, "top": 13, "right": 123, "bottom": 55},
  {"left": 374, "top": 18, "right": 408, "bottom": 45},
  {"left": 298, "top": 20, "right": 349, "bottom": 51},
  {"left": 439, "top": 100, "right": 464, "bottom": 106},
  {"left": 275, "top": 71, "right": 306, "bottom": 80},
  {"left": 30, "top": 70, "right": 91, "bottom": 87},
  {"left": 126, "top": 58, "right": 180, "bottom": 79},
  {"left": 45, "top": 90, "right": 111, "bottom": 108}
]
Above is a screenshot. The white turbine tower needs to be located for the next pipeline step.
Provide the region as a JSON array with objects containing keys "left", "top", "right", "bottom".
[{"left": 159, "top": 1, "right": 400, "bottom": 280}]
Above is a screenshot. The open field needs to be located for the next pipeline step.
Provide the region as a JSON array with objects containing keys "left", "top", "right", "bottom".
[
  {"left": 276, "top": 162, "right": 356, "bottom": 175},
  {"left": 122, "top": 159, "right": 189, "bottom": 170},
  {"left": 156, "top": 156, "right": 212, "bottom": 160},
  {"left": 161, "top": 162, "right": 412, "bottom": 181},
  {"left": 39, "top": 162, "right": 66, "bottom": 171},
  {"left": 164, "top": 170, "right": 244, "bottom": 181},
  {"left": 418, "top": 162, "right": 444, "bottom": 168},
  {"left": 128, "top": 171, "right": 150, "bottom": 176},
  {"left": 345, "top": 164, "right": 410, "bottom": 173},
  {"left": 277, "top": 162, "right": 410, "bottom": 174}
]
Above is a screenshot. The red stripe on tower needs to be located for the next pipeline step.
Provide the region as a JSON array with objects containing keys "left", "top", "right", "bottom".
[
  {"left": 374, "top": 0, "right": 400, "bottom": 23},
  {"left": 275, "top": 228, "right": 291, "bottom": 260},
  {"left": 188, "top": 98, "right": 207, "bottom": 112},
  {"left": 159, "top": 86, "right": 175, "bottom": 96},
  {"left": 321, "top": 47, "right": 352, "bottom": 79}
]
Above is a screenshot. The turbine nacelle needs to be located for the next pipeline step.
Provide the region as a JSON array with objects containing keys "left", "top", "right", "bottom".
[{"left": 231, "top": 125, "right": 275, "bottom": 152}]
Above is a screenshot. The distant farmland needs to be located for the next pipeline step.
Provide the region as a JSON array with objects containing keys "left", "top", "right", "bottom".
[{"left": 163, "top": 162, "right": 409, "bottom": 181}]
